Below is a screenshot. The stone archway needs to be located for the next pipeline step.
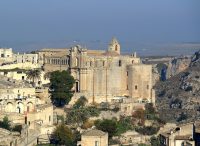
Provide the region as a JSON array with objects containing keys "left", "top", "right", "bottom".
[
  {"left": 27, "top": 102, "right": 34, "bottom": 112},
  {"left": 6, "top": 102, "right": 13, "bottom": 112}
]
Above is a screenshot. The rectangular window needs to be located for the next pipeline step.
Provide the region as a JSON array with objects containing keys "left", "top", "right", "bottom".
[
  {"left": 76, "top": 82, "right": 79, "bottom": 92},
  {"left": 135, "top": 85, "right": 138, "bottom": 90},
  {"left": 95, "top": 141, "right": 99, "bottom": 146},
  {"left": 103, "top": 61, "right": 105, "bottom": 66},
  {"left": 147, "top": 85, "right": 149, "bottom": 89},
  {"left": 119, "top": 60, "right": 122, "bottom": 66}
]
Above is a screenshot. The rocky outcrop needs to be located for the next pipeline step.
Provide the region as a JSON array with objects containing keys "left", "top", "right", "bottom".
[
  {"left": 155, "top": 50, "right": 200, "bottom": 123},
  {"left": 167, "top": 56, "right": 190, "bottom": 78}
]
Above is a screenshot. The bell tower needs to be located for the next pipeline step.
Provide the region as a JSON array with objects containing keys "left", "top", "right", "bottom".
[{"left": 108, "top": 37, "right": 120, "bottom": 55}]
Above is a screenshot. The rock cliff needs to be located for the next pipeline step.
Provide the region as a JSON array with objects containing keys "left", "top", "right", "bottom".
[{"left": 155, "top": 50, "right": 200, "bottom": 123}]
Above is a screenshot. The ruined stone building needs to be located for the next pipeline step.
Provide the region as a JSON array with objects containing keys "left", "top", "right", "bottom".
[{"left": 38, "top": 38, "right": 155, "bottom": 104}]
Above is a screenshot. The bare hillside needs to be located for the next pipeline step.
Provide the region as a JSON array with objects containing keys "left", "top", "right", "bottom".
[{"left": 155, "top": 50, "right": 200, "bottom": 123}]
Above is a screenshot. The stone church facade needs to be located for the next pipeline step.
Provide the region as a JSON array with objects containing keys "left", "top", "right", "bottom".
[{"left": 39, "top": 38, "right": 155, "bottom": 104}]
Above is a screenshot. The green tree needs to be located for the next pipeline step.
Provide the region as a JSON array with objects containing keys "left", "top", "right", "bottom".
[
  {"left": 95, "top": 119, "right": 117, "bottom": 138},
  {"left": 66, "top": 107, "right": 100, "bottom": 126},
  {"left": 66, "top": 109, "right": 89, "bottom": 126},
  {"left": 26, "top": 69, "right": 41, "bottom": 86},
  {"left": 177, "top": 112, "right": 188, "bottom": 122},
  {"left": 50, "top": 70, "right": 75, "bottom": 106},
  {"left": 135, "top": 126, "right": 160, "bottom": 135},
  {"left": 116, "top": 116, "right": 133, "bottom": 135},
  {"left": 138, "top": 144, "right": 150, "bottom": 146},
  {"left": 73, "top": 96, "right": 88, "bottom": 109},
  {"left": 145, "top": 103, "right": 155, "bottom": 114},
  {"left": 0, "top": 116, "right": 11, "bottom": 130},
  {"left": 150, "top": 136, "right": 160, "bottom": 146},
  {"left": 51, "top": 124, "right": 74, "bottom": 146}
]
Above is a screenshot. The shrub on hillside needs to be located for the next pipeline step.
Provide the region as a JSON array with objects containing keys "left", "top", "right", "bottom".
[{"left": 135, "top": 126, "right": 160, "bottom": 135}]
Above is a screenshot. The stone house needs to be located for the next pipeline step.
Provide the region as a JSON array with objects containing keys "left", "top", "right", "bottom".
[
  {"left": 78, "top": 129, "right": 108, "bottom": 146},
  {"left": 159, "top": 122, "right": 200, "bottom": 146}
]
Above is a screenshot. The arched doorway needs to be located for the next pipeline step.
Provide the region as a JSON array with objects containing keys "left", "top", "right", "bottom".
[
  {"left": 17, "top": 102, "right": 24, "bottom": 113},
  {"left": 27, "top": 102, "right": 34, "bottom": 112},
  {"left": 6, "top": 102, "right": 13, "bottom": 112}
]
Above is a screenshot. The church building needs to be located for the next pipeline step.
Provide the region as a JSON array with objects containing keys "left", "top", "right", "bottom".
[{"left": 38, "top": 38, "right": 155, "bottom": 104}]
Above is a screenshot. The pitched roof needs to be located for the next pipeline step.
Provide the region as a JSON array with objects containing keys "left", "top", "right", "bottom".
[{"left": 82, "top": 129, "right": 107, "bottom": 136}]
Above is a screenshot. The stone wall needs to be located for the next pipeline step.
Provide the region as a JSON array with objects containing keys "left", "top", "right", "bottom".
[{"left": 81, "top": 134, "right": 108, "bottom": 146}]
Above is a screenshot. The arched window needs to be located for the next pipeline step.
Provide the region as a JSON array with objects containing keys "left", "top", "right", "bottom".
[
  {"left": 115, "top": 45, "right": 118, "bottom": 51},
  {"left": 132, "top": 60, "right": 134, "bottom": 64},
  {"left": 90, "top": 61, "right": 93, "bottom": 67}
]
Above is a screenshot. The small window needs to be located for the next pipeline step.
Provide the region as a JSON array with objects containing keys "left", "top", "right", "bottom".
[
  {"left": 132, "top": 60, "right": 134, "bottom": 64},
  {"left": 147, "top": 85, "right": 149, "bottom": 89},
  {"left": 76, "top": 81, "right": 79, "bottom": 92},
  {"left": 127, "top": 71, "right": 128, "bottom": 76},
  {"left": 67, "top": 59, "right": 70, "bottom": 65},
  {"left": 119, "top": 60, "right": 122, "bottom": 66},
  {"left": 127, "top": 85, "right": 129, "bottom": 90},
  {"left": 4, "top": 71, "right": 8, "bottom": 75},
  {"left": 135, "top": 85, "right": 138, "bottom": 90},
  {"left": 90, "top": 61, "right": 93, "bottom": 67},
  {"left": 49, "top": 116, "right": 51, "bottom": 122},
  {"left": 115, "top": 45, "right": 118, "bottom": 51},
  {"left": 103, "top": 61, "right": 105, "bottom": 66}
]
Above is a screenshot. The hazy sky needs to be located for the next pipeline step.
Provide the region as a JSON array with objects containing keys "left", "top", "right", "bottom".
[{"left": 0, "top": 0, "right": 200, "bottom": 55}]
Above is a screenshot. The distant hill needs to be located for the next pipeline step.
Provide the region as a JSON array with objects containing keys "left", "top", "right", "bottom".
[{"left": 155, "top": 50, "right": 200, "bottom": 123}]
